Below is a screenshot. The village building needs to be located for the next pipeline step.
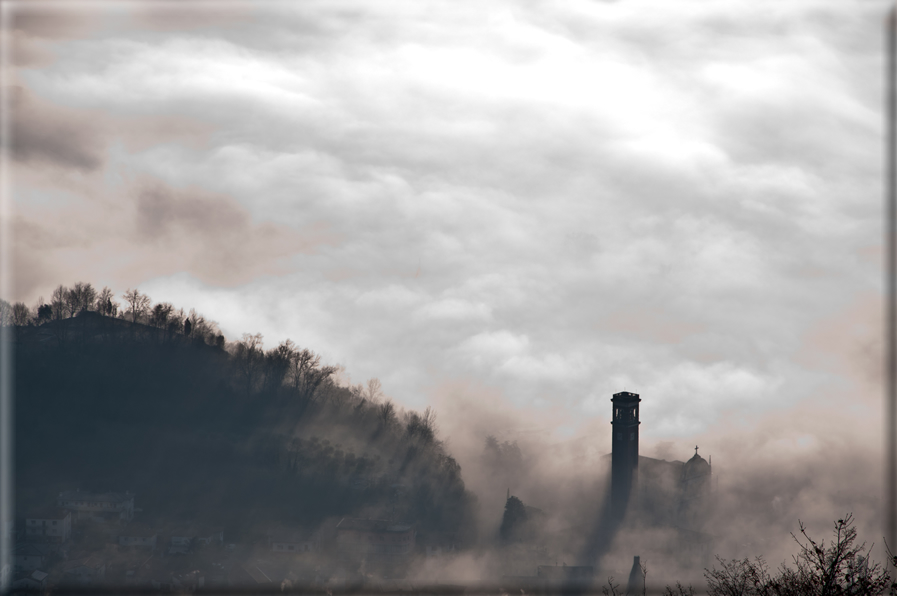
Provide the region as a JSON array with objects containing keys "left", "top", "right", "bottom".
[
  {"left": 166, "top": 526, "right": 224, "bottom": 554},
  {"left": 62, "top": 556, "right": 106, "bottom": 585},
  {"left": 57, "top": 490, "right": 135, "bottom": 523},
  {"left": 195, "top": 527, "right": 224, "bottom": 545},
  {"left": 13, "top": 544, "right": 45, "bottom": 572},
  {"left": 335, "top": 518, "right": 415, "bottom": 557},
  {"left": 118, "top": 524, "right": 157, "bottom": 548},
  {"left": 268, "top": 529, "right": 320, "bottom": 553},
  {"left": 417, "top": 532, "right": 457, "bottom": 558},
  {"left": 25, "top": 508, "right": 71, "bottom": 542},
  {"left": 11, "top": 569, "right": 49, "bottom": 592}
]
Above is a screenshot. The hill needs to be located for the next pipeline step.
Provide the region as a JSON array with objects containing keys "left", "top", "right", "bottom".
[{"left": 13, "top": 307, "right": 477, "bottom": 545}]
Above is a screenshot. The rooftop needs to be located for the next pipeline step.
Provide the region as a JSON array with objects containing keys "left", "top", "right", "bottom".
[
  {"left": 58, "top": 490, "right": 133, "bottom": 503},
  {"left": 25, "top": 507, "right": 70, "bottom": 520},
  {"left": 335, "top": 518, "right": 412, "bottom": 533}
]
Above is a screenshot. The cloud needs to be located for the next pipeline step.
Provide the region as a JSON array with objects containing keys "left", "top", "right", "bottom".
[
  {"left": 8, "top": 0, "right": 888, "bottom": 506},
  {"left": 128, "top": 2, "right": 253, "bottom": 33},
  {"left": 9, "top": 1, "right": 97, "bottom": 40},
  {"left": 12, "top": 174, "right": 339, "bottom": 301},
  {"left": 9, "top": 86, "right": 103, "bottom": 171}
]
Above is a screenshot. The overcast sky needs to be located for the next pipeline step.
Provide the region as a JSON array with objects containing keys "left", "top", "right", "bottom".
[{"left": 3, "top": 0, "right": 891, "bottom": 511}]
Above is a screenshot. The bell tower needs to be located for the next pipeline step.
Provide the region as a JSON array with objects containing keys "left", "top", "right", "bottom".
[{"left": 611, "top": 391, "right": 640, "bottom": 517}]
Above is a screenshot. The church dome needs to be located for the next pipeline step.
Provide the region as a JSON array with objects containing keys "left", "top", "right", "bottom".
[{"left": 683, "top": 450, "right": 710, "bottom": 481}]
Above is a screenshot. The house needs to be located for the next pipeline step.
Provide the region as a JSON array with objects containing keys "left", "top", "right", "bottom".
[
  {"left": 335, "top": 518, "right": 415, "bottom": 556},
  {"left": 126, "top": 556, "right": 176, "bottom": 589},
  {"left": 417, "top": 532, "right": 457, "bottom": 558},
  {"left": 195, "top": 526, "right": 224, "bottom": 545},
  {"left": 62, "top": 556, "right": 106, "bottom": 585},
  {"left": 167, "top": 526, "right": 224, "bottom": 553},
  {"left": 118, "top": 524, "right": 157, "bottom": 548},
  {"left": 11, "top": 569, "right": 49, "bottom": 592},
  {"left": 13, "top": 544, "right": 45, "bottom": 572},
  {"left": 168, "top": 533, "right": 192, "bottom": 555},
  {"left": 25, "top": 508, "right": 71, "bottom": 542},
  {"left": 57, "top": 490, "right": 135, "bottom": 522},
  {"left": 268, "top": 529, "right": 320, "bottom": 553}
]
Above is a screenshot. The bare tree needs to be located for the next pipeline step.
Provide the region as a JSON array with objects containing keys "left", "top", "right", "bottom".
[
  {"left": 95, "top": 286, "right": 117, "bottom": 316},
  {"left": 365, "top": 378, "right": 383, "bottom": 402},
  {"left": 186, "top": 309, "right": 217, "bottom": 342},
  {"left": 233, "top": 333, "right": 265, "bottom": 394},
  {"left": 786, "top": 515, "right": 888, "bottom": 596},
  {"left": 603, "top": 577, "right": 622, "bottom": 596},
  {"left": 663, "top": 584, "right": 695, "bottom": 596},
  {"left": 50, "top": 285, "right": 68, "bottom": 321},
  {"left": 377, "top": 400, "right": 397, "bottom": 427},
  {"left": 67, "top": 282, "right": 97, "bottom": 314},
  {"left": 11, "top": 302, "right": 31, "bottom": 326},
  {"left": 704, "top": 557, "right": 773, "bottom": 596},
  {"left": 47, "top": 285, "right": 71, "bottom": 344},
  {"left": 704, "top": 515, "right": 889, "bottom": 596},
  {"left": 406, "top": 406, "right": 437, "bottom": 443},
  {"left": 285, "top": 347, "right": 337, "bottom": 412},
  {"left": 263, "top": 339, "right": 296, "bottom": 393},
  {"left": 149, "top": 302, "right": 173, "bottom": 328},
  {"left": 123, "top": 289, "right": 151, "bottom": 323},
  {"left": 63, "top": 287, "right": 79, "bottom": 318}
]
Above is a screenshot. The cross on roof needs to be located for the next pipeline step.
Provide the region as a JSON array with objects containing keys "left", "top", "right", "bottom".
[{"left": 695, "top": 445, "right": 699, "bottom": 455}]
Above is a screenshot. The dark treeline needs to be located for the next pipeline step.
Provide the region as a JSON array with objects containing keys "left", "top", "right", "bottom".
[{"left": 10, "top": 282, "right": 477, "bottom": 545}]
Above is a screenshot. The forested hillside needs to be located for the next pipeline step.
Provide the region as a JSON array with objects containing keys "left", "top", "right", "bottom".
[{"left": 9, "top": 284, "right": 477, "bottom": 544}]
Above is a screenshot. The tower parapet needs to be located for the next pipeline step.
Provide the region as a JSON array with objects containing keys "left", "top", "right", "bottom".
[{"left": 610, "top": 391, "right": 640, "bottom": 518}]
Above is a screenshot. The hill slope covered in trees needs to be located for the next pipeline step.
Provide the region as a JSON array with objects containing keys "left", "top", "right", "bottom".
[{"left": 10, "top": 283, "right": 477, "bottom": 544}]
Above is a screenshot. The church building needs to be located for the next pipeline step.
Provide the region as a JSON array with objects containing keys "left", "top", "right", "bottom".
[{"left": 608, "top": 391, "right": 713, "bottom": 531}]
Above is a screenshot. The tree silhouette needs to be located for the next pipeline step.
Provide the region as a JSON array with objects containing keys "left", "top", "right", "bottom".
[
  {"left": 499, "top": 495, "right": 527, "bottom": 542},
  {"left": 50, "top": 285, "right": 68, "bottom": 321},
  {"left": 95, "top": 286, "right": 115, "bottom": 315},
  {"left": 36, "top": 303, "right": 52, "bottom": 324},
  {"left": 11, "top": 302, "right": 31, "bottom": 326},
  {"left": 67, "top": 282, "right": 97, "bottom": 315},
  {"left": 704, "top": 514, "right": 889, "bottom": 596},
  {"left": 150, "top": 302, "right": 173, "bottom": 329},
  {"left": 233, "top": 332, "right": 265, "bottom": 394},
  {"left": 123, "top": 288, "right": 151, "bottom": 323}
]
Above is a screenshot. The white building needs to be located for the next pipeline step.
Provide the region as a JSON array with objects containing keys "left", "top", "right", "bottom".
[
  {"left": 118, "top": 525, "right": 157, "bottom": 549},
  {"left": 57, "top": 490, "right": 134, "bottom": 523},
  {"left": 25, "top": 508, "right": 71, "bottom": 542},
  {"left": 268, "top": 529, "right": 320, "bottom": 554},
  {"left": 168, "top": 526, "right": 224, "bottom": 554},
  {"left": 335, "top": 518, "right": 415, "bottom": 556}
]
